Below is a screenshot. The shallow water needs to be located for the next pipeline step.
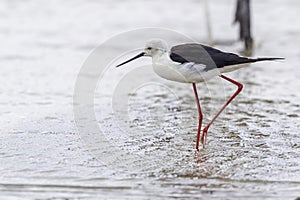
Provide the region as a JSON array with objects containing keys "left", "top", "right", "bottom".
[{"left": 1, "top": 0, "right": 300, "bottom": 199}]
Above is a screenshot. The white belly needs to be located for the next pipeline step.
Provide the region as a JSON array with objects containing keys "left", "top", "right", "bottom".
[{"left": 152, "top": 57, "right": 220, "bottom": 83}]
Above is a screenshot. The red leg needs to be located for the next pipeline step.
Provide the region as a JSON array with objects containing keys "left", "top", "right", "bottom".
[
  {"left": 201, "top": 75, "right": 243, "bottom": 145},
  {"left": 192, "top": 83, "right": 203, "bottom": 150}
]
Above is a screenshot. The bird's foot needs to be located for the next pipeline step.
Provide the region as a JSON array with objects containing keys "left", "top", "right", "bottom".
[{"left": 201, "top": 127, "right": 209, "bottom": 148}]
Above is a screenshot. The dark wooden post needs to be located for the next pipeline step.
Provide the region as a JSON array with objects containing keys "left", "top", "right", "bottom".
[{"left": 234, "top": 0, "right": 253, "bottom": 55}]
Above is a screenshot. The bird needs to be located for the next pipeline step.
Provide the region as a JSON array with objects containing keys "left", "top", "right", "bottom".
[{"left": 116, "top": 39, "right": 283, "bottom": 150}]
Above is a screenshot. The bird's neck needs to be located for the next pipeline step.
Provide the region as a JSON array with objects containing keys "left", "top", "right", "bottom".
[{"left": 152, "top": 51, "right": 170, "bottom": 64}]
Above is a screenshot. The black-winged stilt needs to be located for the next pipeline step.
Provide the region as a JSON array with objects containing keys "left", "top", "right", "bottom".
[{"left": 116, "top": 39, "right": 283, "bottom": 150}]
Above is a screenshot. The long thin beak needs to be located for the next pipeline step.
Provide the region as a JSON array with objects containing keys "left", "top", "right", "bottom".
[{"left": 116, "top": 52, "right": 146, "bottom": 68}]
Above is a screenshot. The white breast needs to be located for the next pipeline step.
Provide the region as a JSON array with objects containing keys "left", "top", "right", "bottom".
[{"left": 152, "top": 54, "right": 220, "bottom": 83}]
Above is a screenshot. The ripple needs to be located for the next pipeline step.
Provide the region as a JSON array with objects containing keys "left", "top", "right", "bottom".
[{"left": 287, "top": 114, "right": 299, "bottom": 118}]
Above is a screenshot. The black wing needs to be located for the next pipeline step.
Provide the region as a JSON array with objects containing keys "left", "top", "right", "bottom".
[{"left": 170, "top": 43, "right": 253, "bottom": 70}]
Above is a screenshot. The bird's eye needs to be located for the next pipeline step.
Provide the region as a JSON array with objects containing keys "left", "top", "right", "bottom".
[{"left": 147, "top": 47, "right": 152, "bottom": 50}]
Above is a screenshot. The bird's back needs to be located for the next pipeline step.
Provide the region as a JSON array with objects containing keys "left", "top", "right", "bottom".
[{"left": 170, "top": 43, "right": 254, "bottom": 70}]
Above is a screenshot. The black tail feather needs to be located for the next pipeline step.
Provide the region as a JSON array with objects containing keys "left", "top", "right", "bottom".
[
  {"left": 230, "top": 57, "right": 285, "bottom": 66},
  {"left": 221, "top": 56, "right": 284, "bottom": 68},
  {"left": 252, "top": 57, "right": 285, "bottom": 62}
]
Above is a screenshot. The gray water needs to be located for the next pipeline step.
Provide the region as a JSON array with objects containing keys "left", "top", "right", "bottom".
[{"left": 1, "top": 0, "right": 300, "bottom": 199}]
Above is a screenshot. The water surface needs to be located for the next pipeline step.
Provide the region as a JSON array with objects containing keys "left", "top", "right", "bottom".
[{"left": 1, "top": 0, "right": 300, "bottom": 199}]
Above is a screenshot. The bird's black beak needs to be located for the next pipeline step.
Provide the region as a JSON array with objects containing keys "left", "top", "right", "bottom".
[{"left": 116, "top": 52, "right": 146, "bottom": 68}]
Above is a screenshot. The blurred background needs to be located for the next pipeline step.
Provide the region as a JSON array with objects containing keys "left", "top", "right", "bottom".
[{"left": 0, "top": 0, "right": 300, "bottom": 199}]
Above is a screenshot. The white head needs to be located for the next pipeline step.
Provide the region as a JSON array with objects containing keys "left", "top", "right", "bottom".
[
  {"left": 144, "top": 39, "right": 168, "bottom": 57},
  {"left": 116, "top": 39, "right": 168, "bottom": 68}
]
